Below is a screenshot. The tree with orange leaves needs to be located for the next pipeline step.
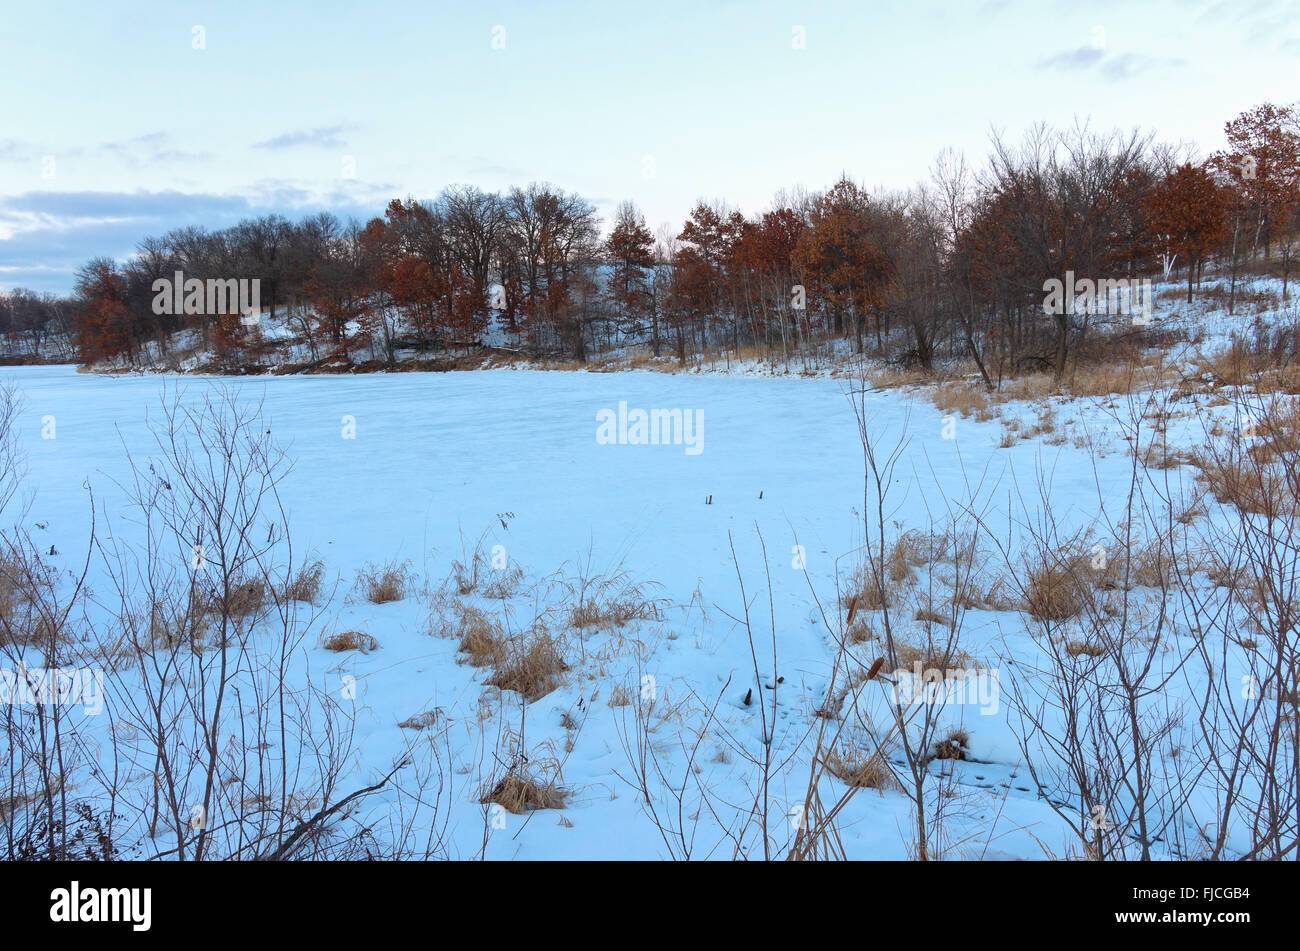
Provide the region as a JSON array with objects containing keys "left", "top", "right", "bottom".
[
  {"left": 1212, "top": 103, "right": 1300, "bottom": 263},
  {"left": 604, "top": 200, "right": 655, "bottom": 331},
  {"left": 73, "top": 258, "right": 133, "bottom": 364},
  {"left": 793, "top": 178, "right": 891, "bottom": 352},
  {"left": 1145, "top": 162, "right": 1227, "bottom": 303},
  {"left": 674, "top": 201, "right": 729, "bottom": 341}
]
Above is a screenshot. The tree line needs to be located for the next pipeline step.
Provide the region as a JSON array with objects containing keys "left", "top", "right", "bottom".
[{"left": 15, "top": 101, "right": 1299, "bottom": 380}]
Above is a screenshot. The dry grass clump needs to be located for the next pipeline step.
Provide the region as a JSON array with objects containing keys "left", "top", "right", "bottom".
[
  {"left": 930, "top": 728, "right": 971, "bottom": 762},
  {"left": 1130, "top": 541, "right": 1172, "bottom": 589},
  {"left": 1195, "top": 335, "right": 1300, "bottom": 394},
  {"left": 609, "top": 684, "right": 632, "bottom": 707},
  {"left": 485, "top": 627, "right": 569, "bottom": 701},
  {"left": 932, "top": 381, "right": 995, "bottom": 422},
  {"left": 454, "top": 604, "right": 505, "bottom": 667},
  {"left": 1065, "top": 639, "right": 1106, "bottom": 658},
  {"left": 567, "top": 572, "right": 665, "bottom": 630},
  {"left": 213, "top": 576, "right": 269, "bottom": 620},
  {"left": 842, "top": 569, "right": 886, "bottom": 612},
  {"left": 321, "top": 630, "right": 379, "bottom": 653},
  {"left": 0, "top": 549, "right": 63, "bottom": 648},
  {"left": 1203, "top": 555, "right": 1251, "bottom": 591},
  {"left": 865, "top": 364, "right": 936, "bottom": 391},
  {"left": 841, "top": 532, "right": 951, "bottom": 611},
  {"left": 1138, "top": 441, "right": 1194, "bottom": 470},
  {"left": 1191, "top": 451, "right": 1291, "bottom": 517},
  {"left": 398, "top": 709, "right": 442, "bottom": 730},
  {"left": 889, "top": 530, "right": 951, "bottom": 583},
  {"left": 846, "top": 615, "right": 876, "bottom": 643},
  {"left": 983, "top": 577, "right": 1022, "bottom": 611},
  {"left": 130, "top": 597, "right": 212, "bottom": 654},
  {"left": 914, "top": 605, "right": 952, "bottom": 627},
  {"left": 1024, "top": 560, "right": 1087, "bottom": 622},
  {"left": 1065, "top": 362, "right": 1141, "bottom": 398},
  {"left": 951, "top": 574, "right": 1020, "bottom": 612},
  {"left": 1023, "top": 405, "right": 1058, "bottom": 439},
  {"left": 995, "top": 373, "right": 1058, "bottom": 403},
  {"left": 480, "top": 767, "right": 568, "bottom": 814},
  {"left": 448, "top": 533, "right": 516, "bottom": 596},
  {"left": 283, "top": 558, "right": 325, "bottom": 603},
  {"left": 482, "top": 563, "right": 525, "bottom": 600},
  {"left": 824, "top": 746, "right": 902, "bottom": 793},
  {"left": 450, "top": 548, "right": 486, "bottom": 595},
  {"left": 354, "top": 559, "right": 411, "bottom": 604},
  {"left": 1256, "top": 396, "right": 1300, "bottom": 445},
  {"left": 883, "top": 639, "right": 975, "bottom": 675}
]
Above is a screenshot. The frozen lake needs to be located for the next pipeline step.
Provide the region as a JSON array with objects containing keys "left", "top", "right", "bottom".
[{"left": 0, "top": 364, "right": 1183, "bottom": 858}]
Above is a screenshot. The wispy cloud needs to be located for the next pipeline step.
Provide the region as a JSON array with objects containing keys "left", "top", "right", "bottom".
[
  {"left": 1038, "top": 46, "right": 1184, "bottom": 81},
  {"left": 1193, "top": 0, "right": 1300, "bottom": 53},
  {"left": 0, "top": 133, "right": 211, "bottom": 168},
  {"left": 252, "top": 124, "right": 357, "bottom": 150},
  {"left": 99, "top": 132, "right": 212, "bottom": 166}
]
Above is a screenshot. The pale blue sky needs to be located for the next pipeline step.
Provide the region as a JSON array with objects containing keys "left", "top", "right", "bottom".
[{"left": 1, "top": 0, "right": 1296, "bottom": 293}]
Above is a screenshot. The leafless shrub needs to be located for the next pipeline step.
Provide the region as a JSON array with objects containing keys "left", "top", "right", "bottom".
[
  {"left": 1, "top": 385, "right": 448, "bottom": 861},
  {"left": 0, "top": 544, "right": 63, "bottom": 648}
]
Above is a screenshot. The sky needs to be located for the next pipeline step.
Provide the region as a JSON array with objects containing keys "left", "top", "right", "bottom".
[{"left": 1, "top": 0, "right": 1296, "bottom": 294}]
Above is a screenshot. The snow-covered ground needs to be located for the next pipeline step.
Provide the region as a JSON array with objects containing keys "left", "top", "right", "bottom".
[{"left": 0, "top": 344, "right": 1284, "bottom": 858}]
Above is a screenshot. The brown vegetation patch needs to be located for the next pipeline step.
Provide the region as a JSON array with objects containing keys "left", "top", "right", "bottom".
[
  {"left": 355, "top": 560, "right": 411, "bottom": 604},
  {"left": 322, "top": 630, "right": 379, "bottom": 653}
]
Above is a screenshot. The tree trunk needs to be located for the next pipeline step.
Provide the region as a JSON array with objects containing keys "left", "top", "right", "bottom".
[{"left": 1053, "top": 314, "right": 1069, "bottom": 382}]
